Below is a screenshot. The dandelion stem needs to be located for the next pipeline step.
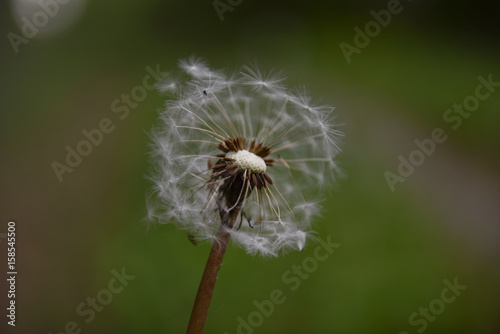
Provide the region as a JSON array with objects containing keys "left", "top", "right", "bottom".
[{"left": 186, "top": 209, "right": 240, "bottom": 334}]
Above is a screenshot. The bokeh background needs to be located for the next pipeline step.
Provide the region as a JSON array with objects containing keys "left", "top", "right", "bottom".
[{"left": 1, "top": 0, "right": 500, "bottom": 333}]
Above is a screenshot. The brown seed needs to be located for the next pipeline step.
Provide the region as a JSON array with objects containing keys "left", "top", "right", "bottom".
[{"left": 263, "top": 173, "right": 273, "bottom": 186}]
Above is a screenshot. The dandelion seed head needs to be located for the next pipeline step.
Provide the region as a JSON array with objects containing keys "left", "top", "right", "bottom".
[{"left": 147, "top": 57, "right": 342, "bottom": 256}]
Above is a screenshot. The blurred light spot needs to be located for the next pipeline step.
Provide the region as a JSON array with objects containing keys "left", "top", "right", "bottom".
[{"left": 10, "top": 0, "right": 87, "bottom": 39}]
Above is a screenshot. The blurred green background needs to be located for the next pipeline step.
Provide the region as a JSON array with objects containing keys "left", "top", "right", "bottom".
[{"left": 1, "top": 0, "right": 500, "bottom": 333}]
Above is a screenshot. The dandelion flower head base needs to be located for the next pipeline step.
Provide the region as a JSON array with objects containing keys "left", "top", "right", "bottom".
[
  {"left": 210, "top": 138, "right": 273, "bottom": 220},
  {"left": 226, "top": 150, "right": 266, "bottom": 174},
  {"left": 148, "top": 56, "right": 342, "bottom": 256}
]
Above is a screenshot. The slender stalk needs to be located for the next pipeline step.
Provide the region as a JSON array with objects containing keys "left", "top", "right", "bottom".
[{"left": 186, "top": 209, "right": 240, "bottom": 334}]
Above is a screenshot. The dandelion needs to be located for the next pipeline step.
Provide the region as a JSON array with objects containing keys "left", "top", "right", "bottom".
[{"left": 147, "top": 56, "right": 342, "bottom": 333}]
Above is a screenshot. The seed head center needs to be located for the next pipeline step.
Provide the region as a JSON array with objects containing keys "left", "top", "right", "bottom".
[{"left": 226, "top": 150, "right": 267, "bottom": 173}]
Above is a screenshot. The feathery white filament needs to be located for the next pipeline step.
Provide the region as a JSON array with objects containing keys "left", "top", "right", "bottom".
[{"left": 226, "top": 150, "right": 266, "bottom": 173}]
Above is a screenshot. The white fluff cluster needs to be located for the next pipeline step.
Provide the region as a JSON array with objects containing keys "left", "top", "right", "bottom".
[{"left": 147, "top": 56, "right": 342, "bottom": 256}]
